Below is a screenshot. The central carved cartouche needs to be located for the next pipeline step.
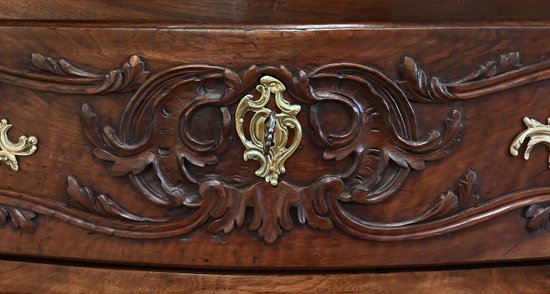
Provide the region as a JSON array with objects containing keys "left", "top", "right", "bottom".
[{"left": 235, "top": 76, "right": 302, "bottom": 186}]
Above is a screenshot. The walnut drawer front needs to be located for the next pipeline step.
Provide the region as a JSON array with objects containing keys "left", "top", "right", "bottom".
[{"left": 0, "top": 25, "right": 548, "bottom": 269}]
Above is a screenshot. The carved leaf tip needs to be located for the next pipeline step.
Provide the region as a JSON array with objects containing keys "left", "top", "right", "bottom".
[
  {"left": 66, "top": 175, "right": 96, "bottom": 212},
  {"left": 399, "top": 56, "right": 455, "bottom": 102},
  {"left": 30, "top": 53, "right": 60, "bottom": 74},
  {"left": 399, "top": 56, "right": 428, "bottom": 97},
  {"left": 457, "top": 169, "right": 481, "bottom": 207},
  {"left": 400, "top": 52, "right": 530, "bottom": 102},
  {"left": 28, "top": 53, "right": 149, "bottom": 94},
  {"left": 424, "top": 169, "right": 480, "bottom": 221},
  {"left": 498, "top": 52, "right": 521, "bottom": 72},
  {"left": 128, "top": 54, "right": 141, "bottom": 66},
  {"left": 0, "top": 205, "right": 36, "bottom": 232},
  {"left": 119, "top": 54, "right": 150, "bottom": 89},
  {"left": 524, "top": 204, "right": 550, "bottom": 232},
  {"left": 80, "top": 103, "right": 107, "bottom": 150},
  {"left": 31, "top": 53, "right": 101, "bottom": 78},
  {"left": 66, "top": 175, "right": 164, "bottom": 222}
]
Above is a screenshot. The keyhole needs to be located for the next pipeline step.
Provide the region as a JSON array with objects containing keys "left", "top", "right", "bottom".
[{"left": 263, "top": 111, "right": 277, "bottom": 155}]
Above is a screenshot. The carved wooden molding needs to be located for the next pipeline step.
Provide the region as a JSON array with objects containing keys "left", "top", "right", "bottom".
[
  {"left": 0, "top": 169, "right": 548, "bottom": 243},
  {"left": 0, "top": 52, "right": 549, "bottom": 244}
]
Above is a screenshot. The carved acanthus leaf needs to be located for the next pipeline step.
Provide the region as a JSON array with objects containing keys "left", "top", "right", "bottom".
[
  {"left": 66, "top": 176, "right": 166, "bottom": 223},
  {"left": 422, "top": 169, "right": 481, "bottom": 221},
  {"left": 0, "top": 54, "right": 149, "bottom": 94},
  {"left": 31, "top": 54, "right": 104, "bottom": 78},
  {"left": 524, "top": 204, "right": 550, "bottom": 232},
  {"left": 399, "top": 52, "right": 549, "bottom": 102},
  {"left": 0, "top": 205, "right": 36, "bottom": 232}
]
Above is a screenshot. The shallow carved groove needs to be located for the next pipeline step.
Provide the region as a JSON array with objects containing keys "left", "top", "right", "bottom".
[{"left": 1, "top": 53, "right": 550, "bottom": 244}]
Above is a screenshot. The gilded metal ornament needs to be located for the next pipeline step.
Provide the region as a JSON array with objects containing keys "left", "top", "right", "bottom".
[
  {"left": 0, "top": 119, "right": 38, "bottom": 171},
  {"left": 510, "top": 117, "right": 550, "bottom": 168},
  {"left": 235, "top": 76, "right": 302, "bottom": 186}
]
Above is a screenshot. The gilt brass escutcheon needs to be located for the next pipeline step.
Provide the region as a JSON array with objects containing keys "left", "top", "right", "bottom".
[
  {"left": 511, "top": 117, "right": 550, "bottom": 168},
  {"left": 235, "top": 76, "right": 302, "bottom": 186},
  {"left": 0, "top": 119, "right": 38, "bottom": 171}
]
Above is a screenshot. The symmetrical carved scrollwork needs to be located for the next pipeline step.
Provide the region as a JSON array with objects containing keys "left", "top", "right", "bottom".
[
  {"left": 75, "top": 60, "right": 470, "bottom": 243},
  {"left": 0, "top": 52, "right": 549, "bottom": 243},
  {"left": 0, "top": 168, "right": 548, "bottom": 244}
]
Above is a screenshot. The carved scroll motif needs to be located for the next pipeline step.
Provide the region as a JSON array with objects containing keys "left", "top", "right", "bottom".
[{"left": 0, "top": 52, "right": 548, "bottom": 243}]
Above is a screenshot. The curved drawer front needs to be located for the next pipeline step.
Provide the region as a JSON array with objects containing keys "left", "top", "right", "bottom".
[{"left": 0, "top": 25, "right": 548, "bottom": 269}]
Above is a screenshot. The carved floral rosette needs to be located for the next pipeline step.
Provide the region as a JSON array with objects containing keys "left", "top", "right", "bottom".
[{"left": 0, "top": 53, "right": 548, "bottom": 244}]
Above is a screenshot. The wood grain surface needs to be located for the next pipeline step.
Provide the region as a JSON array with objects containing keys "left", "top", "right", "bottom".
[
  {"left": 0, "top": 0, "right": 549, "bottom": 24},
  {"left": 0, "top": 23, "right": 548, "bottom": 269},
  {"left": 0, "top": 1, "right": 548, "bottom": 292},
  {"left": 0, "top": 259, "right": 548, "bottom": 294},
  {"left": 0, "top": 24, "right": 549, "bottom": 269}
]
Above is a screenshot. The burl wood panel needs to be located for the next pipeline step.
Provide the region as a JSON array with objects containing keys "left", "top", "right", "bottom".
[
  {"left": 0, "top": 259, "right": 548, "bottom": 294},
  {"left": 0, "top": 25, "right": 548, "bottom": 269}
]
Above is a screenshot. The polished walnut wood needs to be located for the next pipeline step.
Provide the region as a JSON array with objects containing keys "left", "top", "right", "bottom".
[
  {"left": 0, "top": 3, "right": 548, "bottom": 286},
  {"left": 0, "top": 259, "right": 548, "bottom": 293},
  {"left": 0, "top": 0, "right": 550, "bottom": 24}
]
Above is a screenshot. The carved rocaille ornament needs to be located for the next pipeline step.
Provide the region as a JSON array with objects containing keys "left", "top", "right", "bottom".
[
  {"left": 78, "top": 60, "right": 466, "bottom": 243},
  {"left": 0, "top": 52, "right": 549, "bottom": 243}
]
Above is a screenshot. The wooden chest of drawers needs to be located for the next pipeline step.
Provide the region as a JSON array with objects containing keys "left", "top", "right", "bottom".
[{"left": 0, "top": 0, "right": 548, "bottom": 292}]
